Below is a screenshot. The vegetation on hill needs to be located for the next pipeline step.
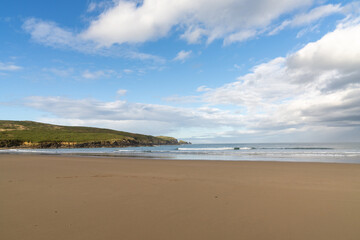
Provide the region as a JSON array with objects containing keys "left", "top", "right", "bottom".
[{"left": 0, "top": 120, "right": 188, "bottom": 148}]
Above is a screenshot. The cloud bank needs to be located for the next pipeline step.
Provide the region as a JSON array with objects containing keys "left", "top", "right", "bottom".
[
  {"left": 23, "top": 0, "right": 345, "bottom": 51},
  {"left": 197, "top": 18, "right": 360, "bottom": 139},
  {"left": 17, "top": 1, "right": 360, "bottom": 142},
  {"left": 82, "top": 0, "right": 313, "bottom": 46},
  {"left": 22, "top": 17, "right": 360, "bottom": 141}
]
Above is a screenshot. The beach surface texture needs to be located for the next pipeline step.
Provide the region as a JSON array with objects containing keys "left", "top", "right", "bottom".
[{"left": 1, "top": 154, "right": 360, "bottom": 240}]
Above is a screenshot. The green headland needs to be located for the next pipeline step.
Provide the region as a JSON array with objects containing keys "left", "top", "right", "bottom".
[{"left": 0, "top": 120, "right": 189, "bottom": 148}]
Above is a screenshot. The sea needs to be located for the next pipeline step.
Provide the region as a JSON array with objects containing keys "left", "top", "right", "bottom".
[{"left": 1, "top": 142, "right": 360, "bottom": 164}]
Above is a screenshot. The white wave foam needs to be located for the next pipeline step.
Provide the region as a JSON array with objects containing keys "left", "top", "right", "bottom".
[
  {"left": 234, "top": 147, "right": 253, "bottom": 150},
  {"left": 178, "top": 147, "right": 234, "bottom": 151},
  {"left": 0, "top": 149, "right": 56, "bottom": 153}
]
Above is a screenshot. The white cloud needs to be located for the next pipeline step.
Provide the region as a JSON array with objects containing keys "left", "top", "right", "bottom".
[
  {"left": 23, "top": 95, "right": 252, "bottom": 137},
  {"left": 25, "top": 96, "right": 199, "bottom": 123},
  {"left": 36, "top": 118, "right": 182, "bottom": 136},
  {"left": 196, "top": 85, "right": 211, "bottom": 92},
  {"left": 197, "top": 18, "right": 360, "bottom": 136},
  {"left": 87, "top": 2, "right": 97, "bottom": 12},
  {"left": 291, "top": 4, "right": 342, "bottom": 26},
  {"left": 86, "top": 1, "right": 113, "bottom": 13},
  {"left": 82, "top": 70, "right": 107, "bottom": 79},
  {"left": 295, "top": 24, "right": 319, "bottom": 38},
  {"left": 0, "top": 62, "right": 22, "bottom": 71},
  {"left": 25, "top": 91, "right": 360, "bottom": 142},
  {"left": 22, "top": 18, "right": 164, "bottom": 62},
  {"left": 233, "top": 64, "right": 243, "bottom": 70},
  {"left": 81, "top": 0, "right": 313, "bottom": 46},
  {"left": 23, "top": 18, "right": 85, "bottom": 50},
  {"left": 163, "top": 95, "right": 200, "bottom": 104},
  {"left": 23, "top": 1, "right": 351, "bottom": 50},
  {"left": 82, "top": 0, "right": 180, "bottom": 46},
  {"left": 116, "top": 89, "right": 127, "bottom": 96},
  {"left": 180, "top": 27, "right": 207, "bottom": 44},
  {"left": 223, "top": 30, "right": 257, "bottom": 45},
  {"left": 269, "top": 4, "right": 343, "bottom": 35},
  {"left": 81, "top": 69, "right": 121, "bottom": 79},
  {"left": 287, "top": 21, "right": 360, "bottom": 72},
  {"left": 173, "top": 50, "right": 192, "bottom": 62}
]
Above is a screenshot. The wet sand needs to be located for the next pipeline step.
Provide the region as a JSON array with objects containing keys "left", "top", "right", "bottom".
[{"left": 1, "top": 154, "right": 360, "bottom": 240}]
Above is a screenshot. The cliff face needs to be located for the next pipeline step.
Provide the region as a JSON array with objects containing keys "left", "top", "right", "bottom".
[{"left": 0, "top": 120, "right": 189, "bottom": 149}]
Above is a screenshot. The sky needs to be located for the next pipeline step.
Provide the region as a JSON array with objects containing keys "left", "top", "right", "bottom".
[{"left": 0, "top": 0, "right": 359, "bottom": 143}]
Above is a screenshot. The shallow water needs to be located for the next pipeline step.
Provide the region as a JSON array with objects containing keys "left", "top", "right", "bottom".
[{"left": 1, "top": 142, "right": 360, "bottom": 163}]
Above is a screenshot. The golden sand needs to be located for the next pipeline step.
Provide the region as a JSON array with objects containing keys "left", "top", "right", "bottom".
[{"left": 1, "top": 154, "right": 360, "bottom": 240}]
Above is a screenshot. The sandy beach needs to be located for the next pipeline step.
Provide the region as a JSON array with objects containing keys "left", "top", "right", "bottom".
[{"left": 1, "top": 154, "right": 360, "bottom": 240}]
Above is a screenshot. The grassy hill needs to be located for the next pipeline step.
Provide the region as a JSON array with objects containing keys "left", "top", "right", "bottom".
[{"left": 0, "top": 120, "right": 181, "bottom": 148}]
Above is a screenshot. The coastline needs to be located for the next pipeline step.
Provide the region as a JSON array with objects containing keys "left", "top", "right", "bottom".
[
  {"left": 1, "top": 154, "right": 360, "bottom": 240},
  {"left": 2, "top": 151, "right": 360, "bottom": 164},
  {"left": 0, "top": 141, "right": 189, "bottom": 149},
  {"left": 1, "top": 142, "right": 360, "bottom": 164}
]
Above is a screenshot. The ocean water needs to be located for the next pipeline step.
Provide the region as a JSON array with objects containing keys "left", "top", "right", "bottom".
[{"left": 1, "top": 143, "right": 360, "bottom": 163}]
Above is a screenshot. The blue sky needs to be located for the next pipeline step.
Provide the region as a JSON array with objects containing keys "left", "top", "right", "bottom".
[{"left": 1, "top": 0, "right": 360, "bottom": 142}]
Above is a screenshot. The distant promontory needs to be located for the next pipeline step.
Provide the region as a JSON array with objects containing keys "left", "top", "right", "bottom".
[{"left": 0, "top": 120, "right": 190, "bottom": 149}]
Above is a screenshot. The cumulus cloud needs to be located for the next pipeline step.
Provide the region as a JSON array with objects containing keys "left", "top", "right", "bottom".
[
  {"left": 197, "top": 18, "right": 360, "bottom": 137},
  {"left": 287, "top": 21, "right": 360, "bottom": 72},
  {"left": 173, "top": 50, "right": 192, "bottom": 62},
  {"left": 81, "top": 0, "right": 313, "bottom": 46},
  {"left": 23, "top": 0, "right": 351, "bottom": 51},
  {"left": 0, "top": 62, "right": 22, "bottom": 71}
]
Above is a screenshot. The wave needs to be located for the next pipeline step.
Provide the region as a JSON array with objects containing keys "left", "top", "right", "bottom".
[
  {"left": 256, "top": 147, "right": 334, "bottom": 150},
  {"left": 0, "top": 149, "right": 57, "bottom": 154},
  {"left": 114, "top": 149, "right": 155, "bottom": 153},
  {"left": 178, "top": 147, "right": 234, "bottom": 151},
  {"left": 177, "top": 147, "right": 334, "bottom": 151},
  {"left": 234, "top": 147, "right": 255, "bottom": 150}
]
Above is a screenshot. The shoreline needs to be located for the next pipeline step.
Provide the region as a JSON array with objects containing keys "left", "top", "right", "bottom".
[
  {"left": 1, "top": 151, "right": 360, "bottom": 164},
  {"left": 1, "top": 154, "right": 360, "bottom": 240}
]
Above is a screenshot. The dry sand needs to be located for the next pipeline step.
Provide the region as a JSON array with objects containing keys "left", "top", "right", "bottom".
[{"left": 1, "top": 154, "right": 360, "bottom": 240}]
